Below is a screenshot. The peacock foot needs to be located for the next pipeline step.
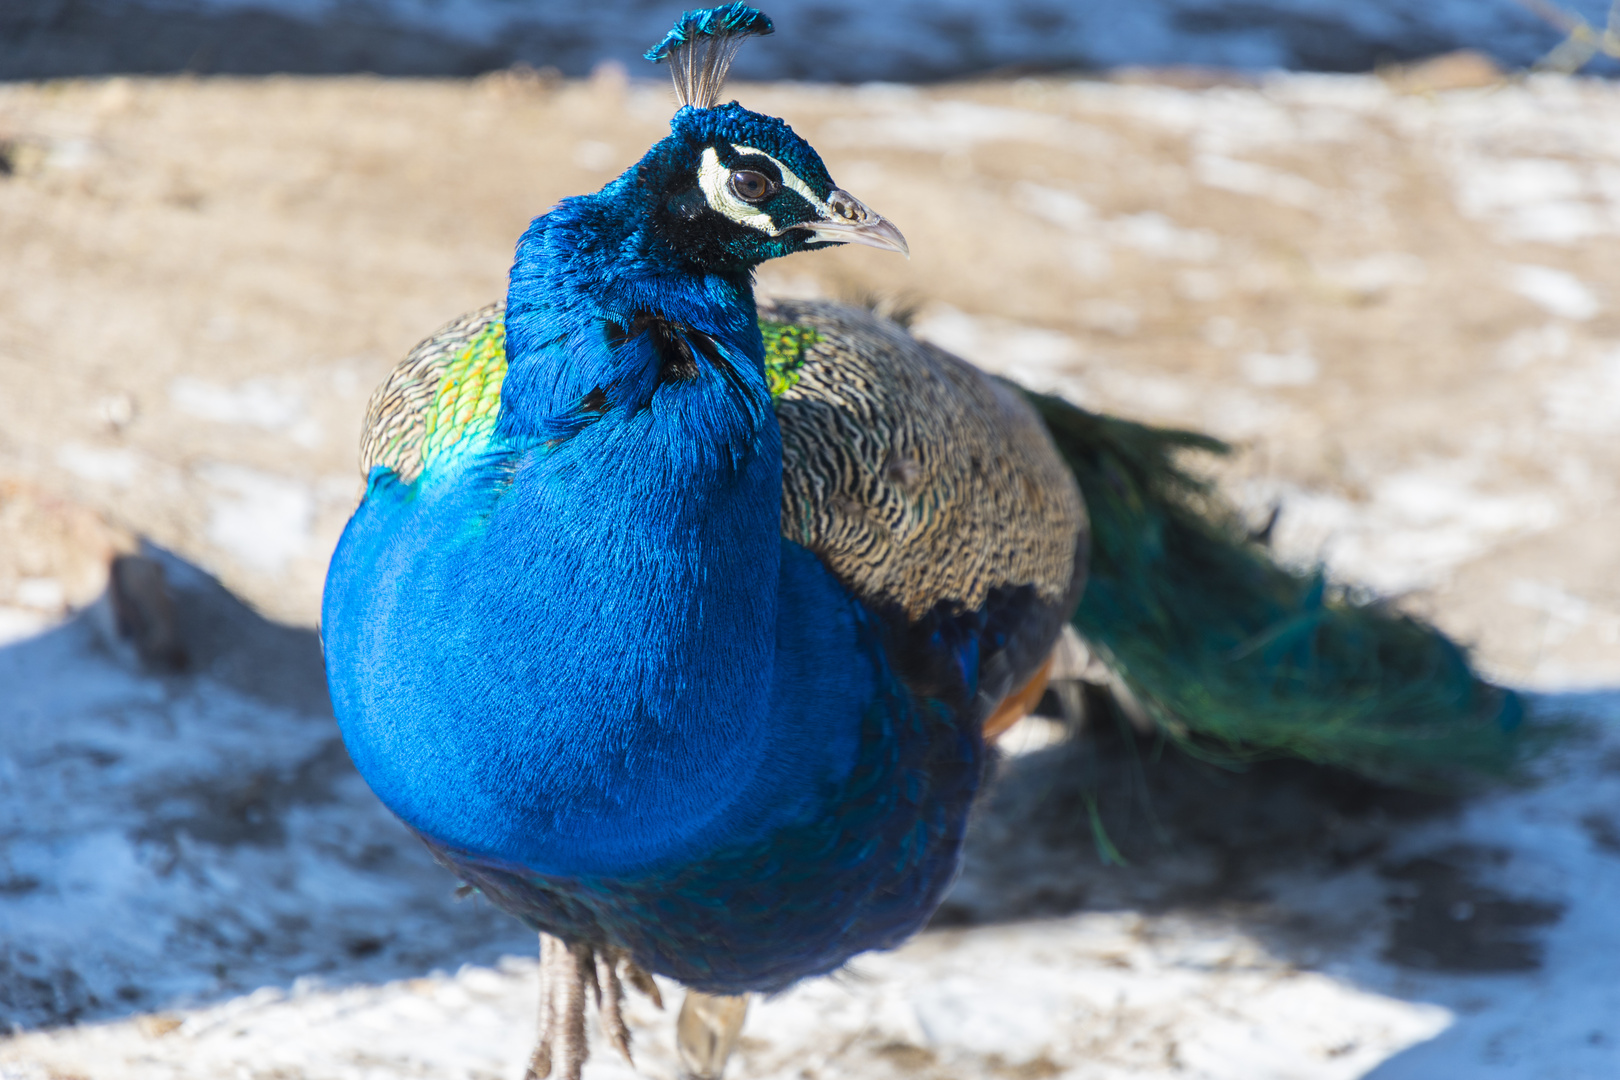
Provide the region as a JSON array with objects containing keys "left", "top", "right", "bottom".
[
  {"left": 675, "top": 990, "right": 750, "bottom": 1080},
  {"left": 525, "top": 932, "right": 664, "bottom": 1080}
]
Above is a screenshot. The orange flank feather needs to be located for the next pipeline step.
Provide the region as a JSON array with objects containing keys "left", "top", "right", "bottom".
[{"left": 982, "top": 655, "right": 1055, "bottom": 742}]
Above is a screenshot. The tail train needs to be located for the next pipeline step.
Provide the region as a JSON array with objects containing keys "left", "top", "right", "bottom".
[{"left": 1024, "top": 390, "right": 1530, "bottom": 788}]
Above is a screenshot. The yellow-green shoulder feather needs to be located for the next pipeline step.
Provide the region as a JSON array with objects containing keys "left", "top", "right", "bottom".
[
  {"left": 359, "top": 299, "right": 1086, "bottom": 622},
  {"left": 361, "top": 303, "right": 819, "bottom": 484}
]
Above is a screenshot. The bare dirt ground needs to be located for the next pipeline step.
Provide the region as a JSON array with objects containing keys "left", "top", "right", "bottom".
[
  {"left": 1, "top": 65, "right": 1618, "bottom": 1079},
  {"left": 1, "top": 62, "right": 1616, "bottom": 682}
]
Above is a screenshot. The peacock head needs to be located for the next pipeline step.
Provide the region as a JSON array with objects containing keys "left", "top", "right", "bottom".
[
  {"left": 629, "top": 3, "right": 907, "bottom": 272},
  {"left": 631, "top": 101, "right": 907, "bottom": 271}
]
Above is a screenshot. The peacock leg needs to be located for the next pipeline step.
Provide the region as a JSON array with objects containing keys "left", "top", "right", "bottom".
[
  {"left": 525, "top": 933, "right": 664, "bottom": 1080},
  {"left": 527, "top": 933, "right": 592, "bottom": 1080},
  {"left": 675, "top": 990, "right": 750, "bottom": 1080}
]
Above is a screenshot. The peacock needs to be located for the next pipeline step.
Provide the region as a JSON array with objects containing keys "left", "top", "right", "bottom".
[{"left": 322, "top": 7, "right": 1526, "bottom": 1079}]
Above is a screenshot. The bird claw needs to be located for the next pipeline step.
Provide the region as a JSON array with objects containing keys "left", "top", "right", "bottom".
[{"left": 525, "top": 933, "right": 661, "bottom": 1080}]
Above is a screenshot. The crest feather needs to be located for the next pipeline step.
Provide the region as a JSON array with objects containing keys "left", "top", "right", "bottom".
[{"left": 645, "top": 4, "right": 774, "bottom": 110}]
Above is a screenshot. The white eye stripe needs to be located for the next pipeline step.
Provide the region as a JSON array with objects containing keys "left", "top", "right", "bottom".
[
  {"left": 732, "top": 145, "right": 832, "bottom": 217},
  {"left": 697, "top": 145, "right": 830, "bottom": 235}
]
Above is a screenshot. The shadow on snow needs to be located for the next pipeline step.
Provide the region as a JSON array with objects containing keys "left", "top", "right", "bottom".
[{"left": 1, "top": 544, "right": 1611, "bottom": 1074}]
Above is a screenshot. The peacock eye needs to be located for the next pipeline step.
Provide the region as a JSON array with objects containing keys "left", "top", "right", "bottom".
[{"left": 728, "top": 170, "right": 776, "bottom": 203}]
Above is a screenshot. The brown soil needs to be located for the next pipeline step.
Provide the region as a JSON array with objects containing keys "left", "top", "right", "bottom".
[{"left": 1, "top": 68, "right": 1615, "bottom": 686}]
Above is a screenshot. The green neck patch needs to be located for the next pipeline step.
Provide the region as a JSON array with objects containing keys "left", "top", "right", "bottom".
[
  {"left": 420, "top": 319, "right": 508, "bottom": 472},
  {"left": 403, "top": 315, "right": 821, "bottom": 479},
  {"left": 761, "top": 320, "right": 821, "bottom": 398}
]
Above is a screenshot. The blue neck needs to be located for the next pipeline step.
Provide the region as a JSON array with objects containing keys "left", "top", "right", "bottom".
[
  {"left": 493, "top": 188, "right": 786, "bottom": 864},
  {"left": 499, "top": 179, "right": 767, "bottom": 445}
]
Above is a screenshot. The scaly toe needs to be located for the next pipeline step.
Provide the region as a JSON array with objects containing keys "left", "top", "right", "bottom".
[{"left": 525, "top": 935, "right": 665, "bottom": 1080}]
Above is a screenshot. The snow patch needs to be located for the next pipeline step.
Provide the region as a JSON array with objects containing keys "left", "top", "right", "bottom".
[
  {"left": 911, "top": 306, "right": 1087, "bottom": 400},
  {"left": 1241, "top": 349, "right": 1319, "bottom": 387},
  {"left": 1013, "top": 185, "right": 1220, "bottom": 263},
  {"left": 1508, "top": 265, "right": 1602, "bottom": 321},
  {"left": 1496, "top": 322, "right": 1572, "bottom": 370},
  {"left": 1196, "top": 153, "right": 1324, "bottom": 208},
  {"left": 1110, "top": 211, "right": 1220, "bottom": 261},
  {"left": 1263, "top": 465, "right": 1563, "bottom": 594},
  {"left": 824, "top": 102, "right": 1112, "bottom": 153},
  {"left": 197, "top": 464, "right": 315, "bottom": 574},
  {"left": 1013, "top": 182, "right": 1096, "bottom": 230},
  {"left": 56, "top": 443, "right": 141, "bottom": 487},
  {"left": 170, "top": 377, "right": 323, "bottom": 446},
  {"left": 0, "top": 606, "right": 55, "bottom": 646},
  {"left": 13, "top": 577, "right": 65, "bottom": 611},
  {"left": 1317, "top": 252, "right": 1429, "bottom": 300},
  {"left": 1542, "top": 347, "right": 1620, "bottom": 432}
]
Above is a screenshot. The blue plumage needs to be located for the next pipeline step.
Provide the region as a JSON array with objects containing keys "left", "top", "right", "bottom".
[
  {"left": 322, "top": 44, "right": 981, "bottom": 1006},
  {"left": 439, "top": 541, "right": 982, "bottom": 992},
  {"left": 324, "top": 7, "right": 1529, "bottom": 1077}
]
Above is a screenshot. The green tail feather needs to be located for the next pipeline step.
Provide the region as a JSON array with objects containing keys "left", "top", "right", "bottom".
[{"left": 1024, "top": 389, "right": 1532, "bottom": 787}]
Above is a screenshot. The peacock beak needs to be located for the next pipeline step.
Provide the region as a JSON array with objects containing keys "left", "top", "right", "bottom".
[{"left": 789, "top": 189, "right": 910, "bottom": 257}]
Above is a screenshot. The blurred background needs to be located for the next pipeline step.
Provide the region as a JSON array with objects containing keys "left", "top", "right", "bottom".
[
  {"left": 4, "top": 0, "right": 1620, "bottom": 79},
  {"left": 2, "top": 2, "right": 1619, "bottom": 1079}
]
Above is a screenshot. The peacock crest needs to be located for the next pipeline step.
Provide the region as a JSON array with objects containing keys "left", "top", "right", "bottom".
[{"left": 645, "top": 4, "right": 774, "bottom": 110}]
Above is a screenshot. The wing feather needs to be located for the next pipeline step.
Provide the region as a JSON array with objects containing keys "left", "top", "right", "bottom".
[
  {"left": 763, "top": 298, "right": 1088, "bottom": 622},
  {"left": 359, "top": 303, "right": 505, "bottom": 483},
  {"left": 360, "top": 300, "right": 1089, "bottom": 712}
]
